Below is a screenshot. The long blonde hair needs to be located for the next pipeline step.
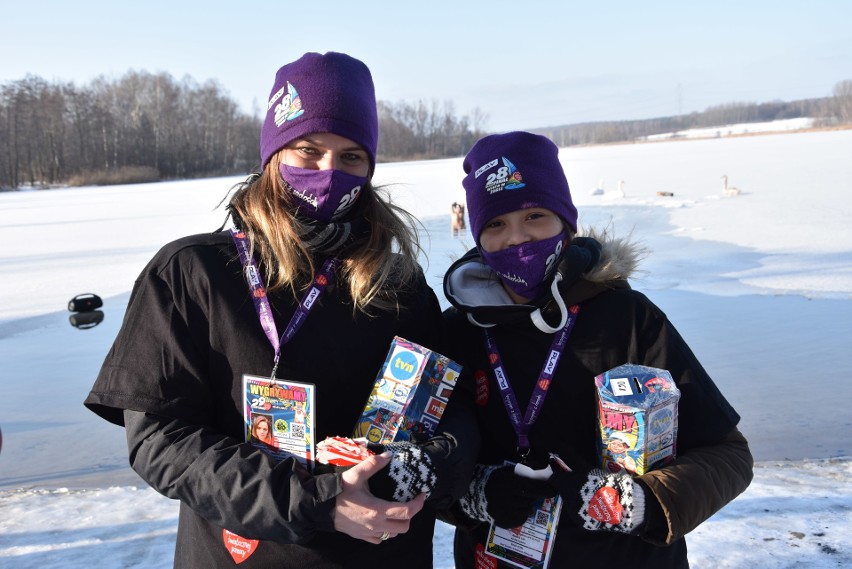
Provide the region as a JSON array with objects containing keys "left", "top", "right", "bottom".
[{"left": 226, "top": 153, "right": 423, "bottom": 313}]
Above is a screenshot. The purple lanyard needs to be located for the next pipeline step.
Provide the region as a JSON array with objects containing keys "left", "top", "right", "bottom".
[
  {"left": 482, "top": 304, "right": 580, "bottom": 456},
  {"left": 230, "top": 228, "right": 338, "bottom": 379}
]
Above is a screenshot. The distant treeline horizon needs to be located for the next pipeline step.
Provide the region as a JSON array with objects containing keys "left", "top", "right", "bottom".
[
  {"left": 1, "top": 72, "right": 849, "bottom": 190},
  {"left": 532, "top": 82, "right": 851, "bottom": 146}
]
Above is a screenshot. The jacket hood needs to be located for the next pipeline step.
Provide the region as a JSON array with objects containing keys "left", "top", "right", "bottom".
[{"left": 443, "top": 227, "right": 645, "bottom": 331}]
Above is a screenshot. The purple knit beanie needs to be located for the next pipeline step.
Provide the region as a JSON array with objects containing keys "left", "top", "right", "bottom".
[
  {"left": 260, "top": 52, "right": 378, "bottom": 169},
  {"left": 462, "top": 132, "right": 577, "bottom": 243}
]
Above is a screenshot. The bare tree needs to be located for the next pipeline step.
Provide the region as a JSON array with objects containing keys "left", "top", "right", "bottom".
[
  {"left": 0, "top": 71, "right": 268, "bottom": 187},
  {"left": 832, "top": 80, "right": 852, "bottom": 124},
  {"left": 376, "top": 99, "right": 487, "bottom": 161}
]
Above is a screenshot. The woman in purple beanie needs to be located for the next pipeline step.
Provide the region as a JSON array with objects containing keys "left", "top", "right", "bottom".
[
  {"left": 440, "top": 131, "right": 753, "bottom": 568},
  {"left": 85, "top": 52, "right": 476, "bottom": 568}
]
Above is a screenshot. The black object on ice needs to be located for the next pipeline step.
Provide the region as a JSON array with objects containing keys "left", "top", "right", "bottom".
[
  {"left": 68, "top": 293, "right": 103, "bottom": 312},
  {"left": 69, "top": 310, "right": 105, "bottom": 329}
]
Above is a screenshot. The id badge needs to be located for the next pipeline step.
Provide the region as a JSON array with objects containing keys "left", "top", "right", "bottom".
[
  {"left": 484, "top": 462, "right": 562, "bottom": 569},
  {"left": 242, "top": 374, "right": 316, "bottom": 468}
]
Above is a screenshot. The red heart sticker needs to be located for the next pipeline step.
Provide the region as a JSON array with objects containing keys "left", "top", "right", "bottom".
[
  {"left": 588, "top": 486, "right": 623, "bottom": 525},
  {"left": 223, "top": 529, "right": 259, "bottom": 564},
  {"left": 474, "top": 543, "right": 498, "bottom": 569}
]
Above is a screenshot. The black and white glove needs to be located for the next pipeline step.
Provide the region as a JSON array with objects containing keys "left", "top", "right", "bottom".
[
  {"left": 458, "top": 463, "right": 557, "bottom": 529},
  {"left": 548, "top": 454, "right": 645, "bottom": 533},
  {"left": 366, "top": 438, "right": 455, "bottom": 503}
]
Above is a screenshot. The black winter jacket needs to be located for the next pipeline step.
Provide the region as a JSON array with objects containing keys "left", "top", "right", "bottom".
[
  {"left": 442, "top": 232, "right": 753, "bottom": 569},
  {"left": 85, "top": 231, "right": 476, "bottom": 568}
]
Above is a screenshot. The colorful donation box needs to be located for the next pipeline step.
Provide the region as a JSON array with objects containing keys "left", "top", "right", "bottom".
[
  {"left": 595, "top": 363, "right": 680, "bottom": 475},
  {"left": 353, "top": 336, "right": 462, "bottom": 444}
]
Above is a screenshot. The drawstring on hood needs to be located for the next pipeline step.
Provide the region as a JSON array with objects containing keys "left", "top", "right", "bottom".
[{"left": 444, "top": 228, "right": 645, "bottom": 333}]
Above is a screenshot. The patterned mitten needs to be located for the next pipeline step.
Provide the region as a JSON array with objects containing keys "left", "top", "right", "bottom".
[
  {"left": 548, "top": 454, "right": 645, "bottom": 533},
  {"left": 367, "top": 441, "right": 438, "bottom": 502},
  {"left": 459, "top": 464, "right": 557, "bottom": 529}
]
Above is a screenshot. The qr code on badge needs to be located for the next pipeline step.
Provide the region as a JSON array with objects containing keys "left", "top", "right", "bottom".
[
  {"left": 290, "top": 423, "right": 306, "bottom": 440},
  {"left": 534, "top": 510, "right": 549, "bottom": 527}
]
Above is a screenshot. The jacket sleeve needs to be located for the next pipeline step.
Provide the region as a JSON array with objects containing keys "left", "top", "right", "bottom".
[
  {"left": 637, "top": 426, "right": 754, "bottom": 545},
  {"left": 124, "top": 409, "right": 344, "bottom": 543},
  {"left": 429, "top": 390, "right": 481, "bottom": 508}
]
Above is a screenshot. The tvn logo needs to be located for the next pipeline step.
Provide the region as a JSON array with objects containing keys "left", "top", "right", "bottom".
[{"left": 394, "top": 357, "right": 415, "bottom": 374}]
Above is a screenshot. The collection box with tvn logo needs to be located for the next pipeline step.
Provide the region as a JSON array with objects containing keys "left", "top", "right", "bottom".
[
  {"left": 315, "top": 337, "right": 461, "bottom": 466},
  {"left": 353, "top": 336, "right": 462, "bottom": 444},
  {"left": 594, "top": 364, "right": 681, "bottom": 475}
]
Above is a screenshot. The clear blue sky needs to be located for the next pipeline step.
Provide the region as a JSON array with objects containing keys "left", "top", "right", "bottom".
[{"left": 3, "top": 0, "right": 850, "bottom": 132}]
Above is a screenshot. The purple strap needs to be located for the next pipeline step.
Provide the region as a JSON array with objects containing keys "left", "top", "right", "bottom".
[
  {"left": 230, "top": 228, "right": 338, "bottom": 379},
  {"left": 482, "top": 304, "right": 580, "bottom": 455}
]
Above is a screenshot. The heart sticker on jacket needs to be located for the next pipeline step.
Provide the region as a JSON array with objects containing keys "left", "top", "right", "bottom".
[{"left": 223, "top": 529, "right": 259, "bottom": 564}]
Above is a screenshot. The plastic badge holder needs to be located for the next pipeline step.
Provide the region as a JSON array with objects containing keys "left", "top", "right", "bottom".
[
  {"left": 594, "top": 364, "right": 680, "bottom": 475},
  {"left": 485, "top": 463, "right": 562, "bottom": 569},
  {"left": 353, "top": 336, "right": 462, "bottom": 444}
]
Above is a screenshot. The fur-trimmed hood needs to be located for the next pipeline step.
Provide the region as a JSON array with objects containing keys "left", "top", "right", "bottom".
[
  {"left": 577, "top": 226, "right": 644, "bottom": 285},
  {"left": 443, "top": 227, "right": 646, "bottom": 331}
]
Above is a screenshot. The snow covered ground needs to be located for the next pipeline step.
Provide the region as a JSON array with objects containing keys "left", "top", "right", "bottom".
[
  {"left": 640, "top": 117, "right": 816, "bottom": 142},
  {"left": 1, "top": 128, "right": 851, "bottom": 567}
]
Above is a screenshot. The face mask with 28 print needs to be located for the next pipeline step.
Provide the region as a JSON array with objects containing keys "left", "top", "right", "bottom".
[
  {"left": 279, "top": 163, "right": 368, "bottom": 222},
  {"left": 480, "top": 232, "right": 567, "bottom": 300}
]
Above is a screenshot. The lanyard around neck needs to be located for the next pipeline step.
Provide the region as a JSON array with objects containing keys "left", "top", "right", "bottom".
[
  {"left": 230, "top": 228, "right": 338, "bottom": 379},
  {"left": 482, "top": 304, "right": 580, "bottom": 457}
]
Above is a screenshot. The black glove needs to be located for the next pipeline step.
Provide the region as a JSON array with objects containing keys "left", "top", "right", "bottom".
[
  {"left": 367, "top": 436, "right": 456, "bottom": 503},
  {"left": 548, "top": 453, "right": 646, "bottom": 534},
  {"left": 458, "top": 464, "right": 557, "bottom": 529}
]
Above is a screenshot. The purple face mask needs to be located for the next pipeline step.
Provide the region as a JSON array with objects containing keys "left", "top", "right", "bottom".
[
  {"left": 279, "top": 163, "right": 368, "bottom": 222},
  {"left": 480, "top": 231, "right": 567, "bottom": 301}
]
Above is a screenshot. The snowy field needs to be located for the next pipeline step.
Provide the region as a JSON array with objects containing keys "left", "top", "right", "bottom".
[
  {"left": 1, "top": 128, "right": 851, "bottom": 567},
  {"left": 641, "top": 117, "right": 816, "bottom": 141}
]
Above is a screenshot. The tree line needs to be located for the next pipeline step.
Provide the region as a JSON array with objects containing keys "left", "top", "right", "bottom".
[
  {"left": 0, "top": 71, "right": 490, "bottom": 189},
  {"left": 0, "top": 72, "right": 260, "bottom": 189},
  {"left": 533, "top": 79, "right": 852, "bottom": 146},
  {"left": 378, "top": 99, "right": 489, "bottom": 161},
  {"left": 2, "top": 71, "right": 850, "bottom": 190}
]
